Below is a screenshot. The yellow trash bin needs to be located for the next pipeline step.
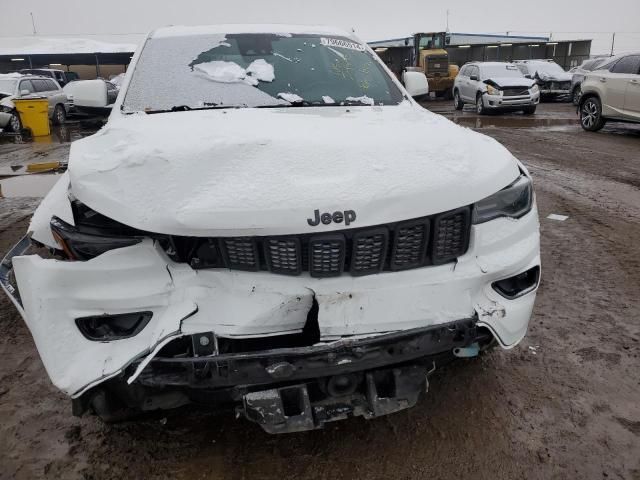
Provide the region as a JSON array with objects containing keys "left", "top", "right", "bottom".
[{"left": 13, "top": 98, "right": 51, "bottom": 137}]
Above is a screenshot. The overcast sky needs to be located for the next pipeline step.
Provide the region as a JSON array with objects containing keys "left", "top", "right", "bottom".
[{"left": 1, "top": 0, "right": 639, "bottom": 54}]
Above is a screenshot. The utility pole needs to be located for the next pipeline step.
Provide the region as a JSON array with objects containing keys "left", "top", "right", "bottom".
[
  {"left": 610, "top": 32, "right": 616, "bottom": 56},
  {"left": 30, "top": 12, "right": 37, "bottom": 35},
  {"left": 446, "top": 9, "right": 450, "bottom": 32}
]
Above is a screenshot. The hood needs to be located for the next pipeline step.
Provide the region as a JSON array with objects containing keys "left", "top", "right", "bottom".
[
  {"left": 484, "top": 77, "right": 535, "bottom": 88},
  {"left": 535, "top": 71, "right": 572, "bottom": 82},
  {"left": 68, "top": 104, "right": 520, "bottom": 236}
]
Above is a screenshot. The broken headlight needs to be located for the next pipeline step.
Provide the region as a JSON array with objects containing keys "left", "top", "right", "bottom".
[
  {"left": 50, "top": 216, "right": 143, "bottom": 260},
  {"left": 472, "top": 175, "right": 533, "bottom": 224},
  {"left": 486, "top": 84, "right": 502, "bottom": 95}
]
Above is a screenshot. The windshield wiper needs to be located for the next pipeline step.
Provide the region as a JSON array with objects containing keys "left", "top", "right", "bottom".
[
  {"left": 255, "top": 100, "right": 317, "bottom": 108},
  {"left": 342, "top": 99, "right": 376, "bottom": 106},
  {"left": 143, "top": 104, "right": 243, "bottom": 114}
]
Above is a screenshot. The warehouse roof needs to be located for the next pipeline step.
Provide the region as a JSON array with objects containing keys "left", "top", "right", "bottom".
[{"left": 0, "top": 37, "right": 137, "bottom": 56}]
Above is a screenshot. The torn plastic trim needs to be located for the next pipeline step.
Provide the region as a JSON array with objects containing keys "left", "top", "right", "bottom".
[
  {"left": 0, "top": 234, "right": 31, "bottom": 315},
  {"left": 72, "top": 305, "right": 198, "bottom": 398}
]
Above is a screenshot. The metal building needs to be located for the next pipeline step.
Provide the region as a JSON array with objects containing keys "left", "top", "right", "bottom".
[{"left": 369, "top": 32, "right": 592, "bottom": 70}]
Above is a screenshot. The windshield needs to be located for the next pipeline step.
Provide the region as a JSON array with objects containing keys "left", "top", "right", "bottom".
[
  {"left": 0, "top": 79, "right": 17, "bottom": 94},
  {"left": 481, "top": 64, "right": 524, "bottom": 79},
  {"left": 123, "top": 33, "right": 404, "bottom": 112}
]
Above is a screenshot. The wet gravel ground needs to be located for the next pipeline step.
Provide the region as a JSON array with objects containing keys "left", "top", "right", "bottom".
[{"left": 0, "top": 103, "right": 639, "bottom": 479}]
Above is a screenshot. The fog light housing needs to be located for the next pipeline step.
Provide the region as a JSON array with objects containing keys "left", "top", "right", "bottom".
[
  {"left": 492, "top": 266, "right": 540, "bottom": 299},
  {"left": 75, "top": 311, "right": 153, "bottom": 341}
]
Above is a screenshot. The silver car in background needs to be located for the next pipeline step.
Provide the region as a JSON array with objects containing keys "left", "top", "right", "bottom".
[
  {"left": 453, "top": 62, "right": 540, "bottom": 114},
  {"left": 0, "top": 74, "right": 72, "bottom": 132}
]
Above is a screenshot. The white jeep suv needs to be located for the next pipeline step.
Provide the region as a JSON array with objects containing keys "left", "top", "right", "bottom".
[
  {"left": 1, "top": 25, "right": 540, "bottom": 433},
  {"left": 579, "top": 53, "right": 640, "bottom": 131}
]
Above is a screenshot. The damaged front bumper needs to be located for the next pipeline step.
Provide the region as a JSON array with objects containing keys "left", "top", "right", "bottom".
[
  {"left": 1, "top": 208, "right": 540, "bottom": 429},
  {"left": 89, "top": 318, "right": 488, "bottom": 433}
]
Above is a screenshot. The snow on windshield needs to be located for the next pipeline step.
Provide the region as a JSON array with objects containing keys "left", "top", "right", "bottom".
[
  {"left": 481, "top": 64, "right": 524, "bottom": 79},
  {"left": 122, "top": 33, "right": 403, "bottom": 112}
]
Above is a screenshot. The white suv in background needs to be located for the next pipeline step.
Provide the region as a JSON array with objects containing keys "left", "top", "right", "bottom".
[
  {"left": 453, "top": 62, "right": 539, "bottom": 115},
  {"left": 579, "top": 53, "right": 640, "bottom": 131}
]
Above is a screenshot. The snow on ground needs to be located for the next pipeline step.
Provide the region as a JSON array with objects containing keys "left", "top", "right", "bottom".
[
  {"left": 0, "top": 37, "right": 137, "bottom": 55},
  {"left": 322, "top": 96, "right": 335, "bottom": 104}
]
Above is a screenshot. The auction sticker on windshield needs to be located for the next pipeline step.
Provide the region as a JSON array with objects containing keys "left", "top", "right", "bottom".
[{"left": 320, "top": 37, "right": 365, "bottom": 51}]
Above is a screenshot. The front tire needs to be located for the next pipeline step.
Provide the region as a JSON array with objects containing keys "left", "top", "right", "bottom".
[
  {"left": 52, "top": 104, "right": 66, "bottom": 125},
  {"left": 522, "top": 106, "right": 537, "bottom": 115},
  {"left": 476, "top": 93, "right": 486, "bottom": 115},
  {"left": 8, "top": 110, "right": 21, "bottom": 132},
  {"left": 572, "top": 86, "right": 582, "bottom": 106},
  {"left": 580, "top": 96, "right": 606, "bottom": 132},
  {"left": 453, "top": 90, "right": 464, "bottom": 110}
]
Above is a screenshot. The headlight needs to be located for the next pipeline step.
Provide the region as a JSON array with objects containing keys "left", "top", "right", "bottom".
[
  {"left": 486, "top": 84, "right": 501, "bottom": 95},
  {"left": 472, "top": 175, "right": 533, "bottom": 224},
  {"left": 0, "top": 105, "right": 13, "bottom": 113},
  {"left": 530, "top": 84, "right": 539, "bottom": 93},
  {"left": 51, "top": 216, "right": 143, "bottom": 260}
]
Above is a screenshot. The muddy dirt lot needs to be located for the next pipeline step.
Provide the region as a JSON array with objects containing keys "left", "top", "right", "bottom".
[{"left": 0, "top": 104, "right": 639, "bottom": 480}]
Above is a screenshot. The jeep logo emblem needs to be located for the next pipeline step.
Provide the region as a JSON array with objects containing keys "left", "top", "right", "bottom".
[{"left": 307, "top": 209, "right": 356, "bottom": 227}]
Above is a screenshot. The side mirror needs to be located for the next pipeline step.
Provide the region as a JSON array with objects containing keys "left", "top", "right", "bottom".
[
  {"left": 402, "top": 70, "right": 429, "bottom": 98},
  {"left": 63, "top": 79, "right": 108, "bottom": 107},
  {"left": 20, "top": 89, "right": 31, "bottom": 96},
  {"left": 470, "top": 75, "right": 479, "bottom": 81}
]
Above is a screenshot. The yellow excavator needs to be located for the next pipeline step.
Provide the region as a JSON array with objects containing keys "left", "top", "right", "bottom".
[
  {"left": 373, "top": 32, "right": 459, "bottom": 98},
  {"left": 412, "top": 32, "right": 459, "bottom": 98}
]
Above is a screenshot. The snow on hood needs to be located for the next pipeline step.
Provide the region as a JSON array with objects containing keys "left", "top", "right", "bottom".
[
  {"left": 68, "top": 104, "right": 520, "bottom": 236},
  {"left": 485, "top": 77, "right": 535, "bottom": 88},
  {"left": 532, "top": 66, "right": 572, "bottom": 82},
  {"left": 536, "top": 71, "right": 572, "bottom": 82}
]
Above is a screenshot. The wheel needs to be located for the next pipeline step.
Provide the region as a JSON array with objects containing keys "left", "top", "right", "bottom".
[
  {"left": 475, "top": 93, "right": 486, "bottom": 115},
  {"left": 522, "top": 106, "right": 537, "bottom": 115},
  {"left": 453, "top": 90, "right": 464, "bottom": 110},
  {"left": 8, "top": 110, "right": 21, "bottom": 132},
  {"left": 580, "top": 96, "right": 606, "bottom": 131},
  {"left": 52, "top": 104, "right": 66, "bottom": 125},
  {"left": 572, "top": 86, "right": 582, "bottom": 106}
]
